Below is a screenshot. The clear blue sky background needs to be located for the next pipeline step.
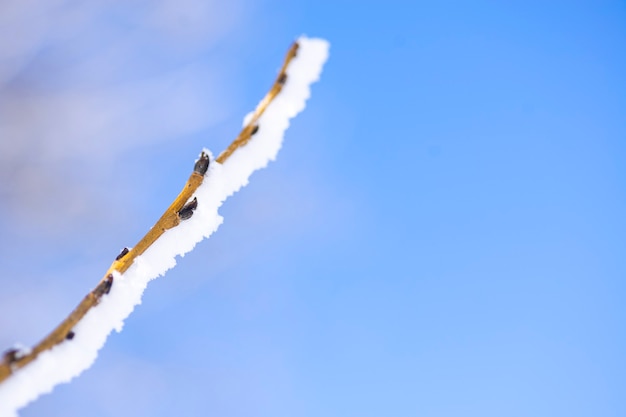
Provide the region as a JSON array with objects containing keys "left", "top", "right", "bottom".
[{"left": 0, "top": 1, "right": 624, "bottom": 416}]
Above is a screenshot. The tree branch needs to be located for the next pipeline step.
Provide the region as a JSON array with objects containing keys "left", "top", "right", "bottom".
[{"left": 0, "top": 40, "right": 301, "bottom": 384}]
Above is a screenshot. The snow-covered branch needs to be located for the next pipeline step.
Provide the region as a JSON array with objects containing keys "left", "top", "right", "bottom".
[{"left": 0, "top": 36, "right": 329, "bottom": 417}]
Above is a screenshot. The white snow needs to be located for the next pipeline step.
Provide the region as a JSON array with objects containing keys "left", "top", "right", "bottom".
[{"left": 0, "top": 36, "right": 329, "bottom": 417}]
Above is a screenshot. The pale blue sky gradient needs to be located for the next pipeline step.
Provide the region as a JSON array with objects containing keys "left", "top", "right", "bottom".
[{"left": 0, "top": 1, "right": 624, "bottom": 416}]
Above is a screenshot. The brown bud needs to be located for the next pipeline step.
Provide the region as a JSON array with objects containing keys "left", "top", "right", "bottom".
[
  {"left": 178, "top": 197, "right": 198, "bottom": 221},
  {"left": 115, "top": 247, "right": 129, "bottom": 261},
  {"left": 94, "top": 274, "right": 114, "bottom": 299},
  {"left": 2, "top": 349, "right": 18, "bottom": 365},
  {"left": 194, "top": 152, "right": 210, "bottom": 175}
]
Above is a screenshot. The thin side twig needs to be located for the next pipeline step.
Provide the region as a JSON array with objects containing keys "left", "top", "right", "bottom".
[{"left": 0, "top": 40, "right": 300, "bottom": 384}]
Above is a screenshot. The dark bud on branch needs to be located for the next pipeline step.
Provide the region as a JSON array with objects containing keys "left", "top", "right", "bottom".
[
  {"left": 178, "top": 197, "right": 198, "bottom": 221},
  {"left": 277, "top": 73, "right": 288, "bottom": 86},
  {"left": 94, "top": 274, "right": 114, "bottom": 299},
  {"left": 66, "top": 331, "right": 75, "bottom": 340},
  {"left": 2, "top": 347, "right": 28, "bottom": 365},
  {"left": 2, "top": 349, "right": 18, "bottom": 365},
  {"left": 115, "top": 247, "right": 129, "bottom": 261},
  {"left": 251, "top": 125, "right": 259, "bottom": 135},
  {"left": 194, "top": 152, "right": 210, "bottom": 176}
]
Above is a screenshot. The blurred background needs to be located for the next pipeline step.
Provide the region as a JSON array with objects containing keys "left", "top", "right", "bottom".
[{"left": 0, "top": 1, "right": 625, "bottom": 416}]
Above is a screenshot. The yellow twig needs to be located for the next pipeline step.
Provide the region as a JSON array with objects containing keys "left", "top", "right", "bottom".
[{"left": 0, "top": 40, "right": 300, "bottom": 384}]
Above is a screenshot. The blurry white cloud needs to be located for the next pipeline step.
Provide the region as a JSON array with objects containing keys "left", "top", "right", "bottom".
[
  {"left": 0, "top": 64, "right": 228, "bottom": 160},
  {"left": 0, "top": 0, "right": 246, "bottom": 341},
  {"left": 146, "top": 0, "right": 242, "bottom": 51},
  {"left": 0, "top": 0, "right": 244, "bottom": 238}
]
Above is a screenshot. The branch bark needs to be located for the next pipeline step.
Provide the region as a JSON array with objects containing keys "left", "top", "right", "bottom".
[{"left": 0, "top": 41, "right": 300, "bottom": 384}]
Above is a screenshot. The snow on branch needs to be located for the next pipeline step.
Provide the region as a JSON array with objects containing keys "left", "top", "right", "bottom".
[{"left": 0, "top": 36, "right": 329, "bottom": 417}]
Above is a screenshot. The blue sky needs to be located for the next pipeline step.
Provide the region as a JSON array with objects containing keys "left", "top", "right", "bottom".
[{"left": 0, "top": 1, "right": 625, "bottom": 416}]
